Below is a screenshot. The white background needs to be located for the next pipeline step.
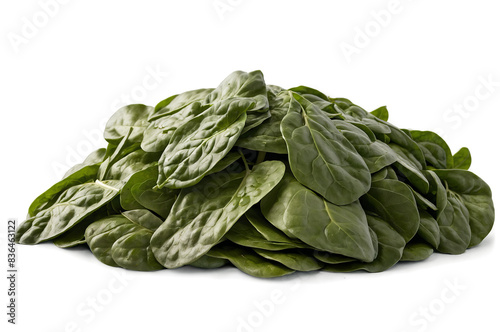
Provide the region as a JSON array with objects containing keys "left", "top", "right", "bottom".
[{"left": 1, "top": 1, "right": 499, "bottom": 331}]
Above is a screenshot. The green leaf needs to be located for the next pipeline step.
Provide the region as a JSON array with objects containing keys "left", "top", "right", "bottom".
[
  {"left": 417, "top": 209, "right": 440, "bottom": 249},
  {"left": 226, "top": 216, "right": 306, "bottom": 251},
  {"left": 389, "top": 143, "right": 430, "bottom": 193},
  {"left": 151, "top": 160, "right": 286, "bottom": 268},
  {"left": 157, "top": 98, "right": 252, "bottom": 189},
  {"left": 323, "top": 215, "right": 406, "bottom": 273},
  {"left": 245, "top": 208, "right": 307, "bottom": 246},
  {"left": 313, "top": 251, "right": 357, "bottom": 264},
  {"left": 142, "top": 101, "right": 210, "bottom": 153},
  {"left": 104, "top": 149, "right": 160, "bottom": 182},
  {"left": 400, "top": 241, "right": 434, "bottom": 262},
  {"left": 207, "top": 243, "right": 294, "bottom": 278},
  {"left": 242, "top": 110, "right": 271, "bottom": 134},
  {"left": 104, "top": 104, "right": 153, "bottom": 144},
  {"left": 207, "top": 152, "right": 241, "bottom": 175},
  {"left": 436, "top": 191, "right": 471, "bottom": 254},
  {"left": 149, "top": 88, "right": 213, "bottom": 121},
  {"left": 371, "top": 106, "right": 389, "bottom": 121},
  {"left": 453, "top": 147, "right": 472, "bottom": 170},
  {"left": 360, "top": 179, "right": 420, "bottom": 242},
  {"left": 63, "top": 148, "right": 106, "bottom": 179},
  {"left": 254, "top": 249, "right": 324, "bottom": 271},
  {"left": 204, "top": 70, "right": 268, "bottom": 112},
  {"left": 85, "top": 213, "right": 163, "bottom": 271},
  {"left": 189, "top": 255, "right": 228, "bottom": 269},
  {"left": 236, "top": 90, "right": 291, "bottom": 154},
  {"left": 410, "top": 130, "right": 453, "bottom": 169},
  {"left": 122, "top": 209, "right": 164, "bottom": 231},
  {"left": 433, "top": 169, "right": 494, "bottom": 248},
  {"left": 334, "top": 120, "right": 398, "bottom": 173},
  {"left": 281, "top": 92, "right": 371, "bottom": 205},
  {"left": 123, "top": 167, "right": 178, "bottom": 219},
  {"left": 29, "top": 164, "right": 100, "bottom": 217},
  {"left": 17, "top": 180, "right": 122, "bottom": 244},
  {"left": 261, "top": 173, "right": 377, "bottom": 262}
]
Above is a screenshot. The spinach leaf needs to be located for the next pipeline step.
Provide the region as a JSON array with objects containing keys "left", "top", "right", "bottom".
[
  {"left": 151, "top": 161, "right": 286, "bottom": 268},
  {"left": 371, "top": 106, "right": 389, "bottom": 121},
  {"left": 149, "top": 88, "right": 213, "bottom": 121},
  {"left": 207, "top": 243, "right": 294, "bottom": 278},
  {"left": 204, "top": 70, "right": 268, "bottom": 112},
  {"left": 156, "top": 98, "right": 253, "bottom": 189},
  {"left": 120, "top": 166, "right": 178, "bottom": 218},
  {"left": 17, "top": 180, "right": 123, "bottom": 244},
  {"left": 417, "top": 209, "right": 440, "bottom": 249},
  {"left": 226, "top": 216, "right": 307, "bottom": 251},
  {"left": 29, "top": 164, "right": 100, "bottom": 217},
  {"left": 261, "top": 173, "right": 377, "bottom": 262},
  {"left": 410, "top": 130, "right": 453, "bottom": 169},
  {"left": 401, "top": 241, "right": 434, "bottom": 262},
  {"left": 281, "top": 92, "right": 371, "bottom": 205},
  {"left": 104, "top": 104, "right": 153, "bottom": 144},
  {"left": 254, "top": 249, "right": 324, "bottom": 271},
  {"left": 86, "top": 210, "right": 164, "bottom": 271},
  {"left": 189, "top": 255, "right": 228, "bottom": 269},
  {"left": 142, "top": 101, "right": 210, "bottom": 153},
  {"left": 453, "top": 147, "right": 472, "bottom": 170},
  {"left": 236, "top": 90, "right": 291, "bottom": 154},
  {"left": 334, "top": 120, "right": 398, "bottom": 173},
  {"left": 323, "top": 214, "right": 406, "bottom": 273},
  {"left": 63, "top": 148, "right": 106, "bottom": 179},
  {"left": 360, "top": 179, "right": 420, "bottom": 242},
  {"left": 433, "top": 169, "right": 494, "bottom": 247}
]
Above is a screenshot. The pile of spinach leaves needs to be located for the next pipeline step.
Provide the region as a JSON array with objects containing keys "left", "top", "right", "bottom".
[{"left": 16, "top": 70, "right": 495, "bottom": 277}]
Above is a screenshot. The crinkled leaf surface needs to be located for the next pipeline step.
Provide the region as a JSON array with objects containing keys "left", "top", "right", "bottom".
[
  {"left": 17, "top": 180, "right": 122, "bottom": 244},
  {"left": 204, "top": 70, "right": 268, "bottom": 112},
  {"left": 104, "top": 104, "right": 153, "bottom": 144},
  {"left": 85, "top": 211, "right": 164, "bottom": 271},
  {"left": 157, "top": 98, "right": 253, "bottom": 189},
  {"left": 236, "top": 90, "right": 291, "bottom": 154},
  {"left": 151, "top": 160, "right": 286, "bottom": 268},
  {"left": 29, "top": 164, "right": 100, "bottom": 217}
]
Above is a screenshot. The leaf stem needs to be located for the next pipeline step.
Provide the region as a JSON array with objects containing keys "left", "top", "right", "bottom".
[
  {"left": 238, "top": 149, "right": 250, "bottom": 173},
  {"left": 256, "top": 151, "right": 266, "bottom": 165}
]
